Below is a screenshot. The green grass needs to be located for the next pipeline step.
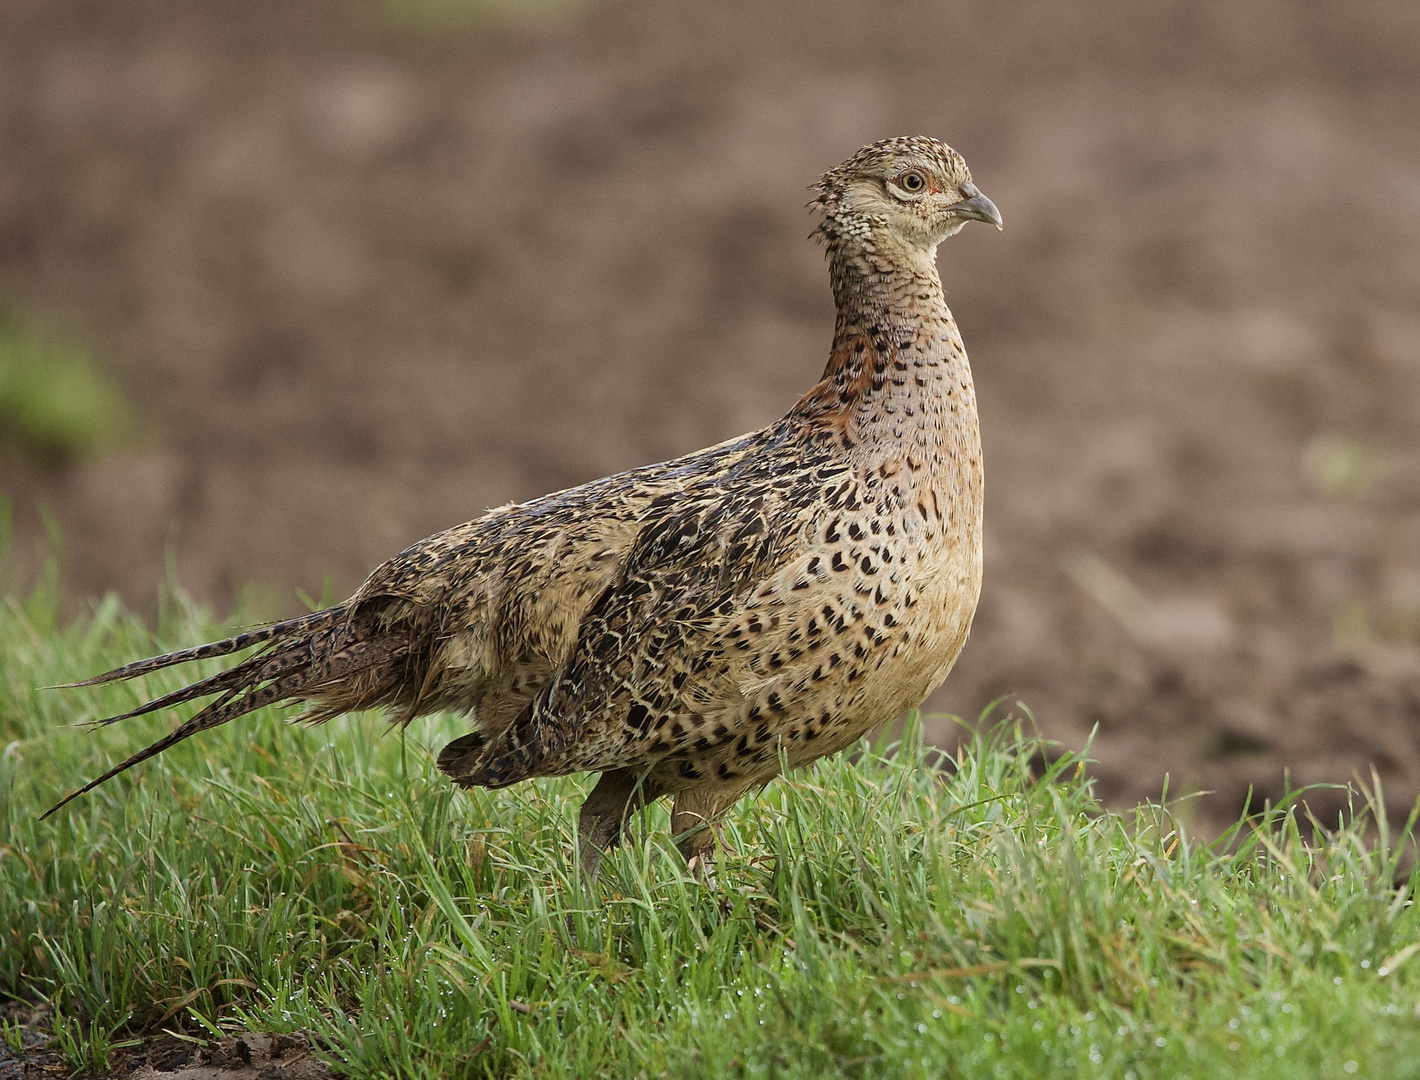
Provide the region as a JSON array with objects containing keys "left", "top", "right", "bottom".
[
  {"left": 3, "top": 583, "right": 1420, "bottom": 1078},
  {"left": 0, "top": 310, "right": 130, "bottom": 462}
]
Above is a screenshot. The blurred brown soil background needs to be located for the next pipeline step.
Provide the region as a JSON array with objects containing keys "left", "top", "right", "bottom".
[{"left": 4, "top": 0, "right": 1420, "bottom": 835}]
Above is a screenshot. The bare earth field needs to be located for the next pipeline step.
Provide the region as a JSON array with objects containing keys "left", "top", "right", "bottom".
[{"left": 4, "top": 0, "right": 1420, "bottom": 838}]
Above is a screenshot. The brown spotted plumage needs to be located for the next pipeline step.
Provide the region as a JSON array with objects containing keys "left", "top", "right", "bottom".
[{"left": 46, "top": 136, "right": 1003, "bottom": 878}]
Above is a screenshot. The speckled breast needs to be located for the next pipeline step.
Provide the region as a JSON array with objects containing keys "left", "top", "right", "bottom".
[{"left": 681, "top": 454, "right": 984, "bottom": 783}]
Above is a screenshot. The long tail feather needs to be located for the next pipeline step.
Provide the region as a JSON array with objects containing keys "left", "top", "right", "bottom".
[
  {"left": 43, "top": 685, "right": 249, "bottom": 819},
  {"left": 45, "top": 610, "right": 337, "bottom": 690},
  {"left": 41, "top": 667, "right": 317, "bottom": 820},
  {"left": 87, "top": 645, "right": 286, "bottom": 727},
  {"left": 40, "top": 604, "right": 402, "bottom": 818}
]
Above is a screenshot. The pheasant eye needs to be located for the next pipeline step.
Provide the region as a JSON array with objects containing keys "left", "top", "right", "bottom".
[{"left": 897, "top": 171, "right": 927, "bottom": 193}]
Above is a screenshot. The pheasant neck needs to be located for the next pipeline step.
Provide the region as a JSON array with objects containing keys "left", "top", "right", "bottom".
[{"left": 793, "top": 237, "right": 976, "bottom": 463}]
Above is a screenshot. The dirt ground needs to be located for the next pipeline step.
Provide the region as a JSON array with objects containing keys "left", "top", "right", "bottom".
[
  {"left": 0, "top": 999, "right": 333, "bottom": 1079},
  {"left": 4, "top": 0, "right": 1420, "bottom": 840}
]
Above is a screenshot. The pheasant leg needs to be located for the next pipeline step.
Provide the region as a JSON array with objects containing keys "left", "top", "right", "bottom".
[
  {"left": 671, "top": 783, "right": 752, "bottom": 880},
  {"left": 577, "top": 768, "right": 665, "bottom": 880}
]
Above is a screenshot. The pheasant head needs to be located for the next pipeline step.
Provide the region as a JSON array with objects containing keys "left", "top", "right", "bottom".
[{"left": 811, "top": 136, "right": 1002, "bottom": 255}]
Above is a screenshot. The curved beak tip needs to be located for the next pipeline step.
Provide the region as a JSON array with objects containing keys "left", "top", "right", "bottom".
[{"left": 951, "top": 183, "right": 1003, "bottom": 231}]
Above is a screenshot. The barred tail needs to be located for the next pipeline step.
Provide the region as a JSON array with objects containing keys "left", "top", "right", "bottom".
[
  {"left": 41, "top": 603, "right": 412, "bottom": 819},
  {"left": 45, "top": 609, "right": 336, "bottom": 690}
]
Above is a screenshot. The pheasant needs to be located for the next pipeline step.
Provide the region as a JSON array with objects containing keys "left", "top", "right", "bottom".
[{"left": 45, "top": 136, "right": 1002, "bottom": 878}]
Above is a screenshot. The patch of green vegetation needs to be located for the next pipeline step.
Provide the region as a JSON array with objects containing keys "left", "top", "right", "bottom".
[
  {"left": 2, "top": 584, "right": 1419, "bottom": 1078},
  {"left": 1303, "top": 433, "right": 1389, "bottom": 501},
  {"left": 0, "top": 310, "right": 130, "bottom": 463}
]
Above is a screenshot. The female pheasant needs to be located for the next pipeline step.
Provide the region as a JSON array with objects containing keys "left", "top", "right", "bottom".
[{"left": 47, "top": 136, "right": 1002, "bottom": 877}]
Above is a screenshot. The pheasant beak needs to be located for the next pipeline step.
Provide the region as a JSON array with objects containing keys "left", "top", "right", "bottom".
[{"left": 947, "top": 182, "right": 1003, "bottom": 230}]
